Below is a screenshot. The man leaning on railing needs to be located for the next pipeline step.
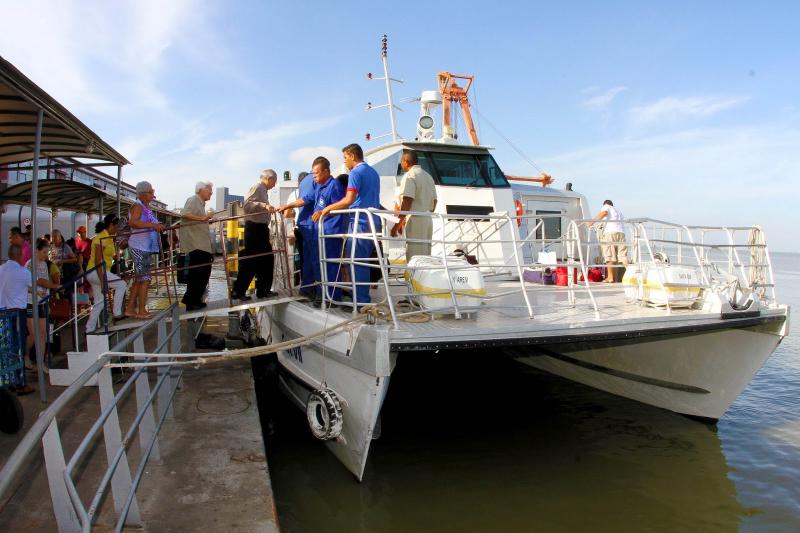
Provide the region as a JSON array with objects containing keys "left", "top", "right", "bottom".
[
  {"left": 278, "top": 156, "right": 346, "bottom": 307},
  {"left": 315, "top": 143, "right": 381, "bottom": 308}
]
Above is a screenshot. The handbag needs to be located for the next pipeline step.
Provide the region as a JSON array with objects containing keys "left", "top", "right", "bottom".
[{"left": 49, "top": 296, "right": 71, "bottom": 322}]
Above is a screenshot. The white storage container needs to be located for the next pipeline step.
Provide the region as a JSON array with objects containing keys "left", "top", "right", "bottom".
[
  {"left": 622, "top": 263, "right": 704, "bottom": 307},
  {"left": 407, "top": 255, "right": 486, "bottom": 312}
]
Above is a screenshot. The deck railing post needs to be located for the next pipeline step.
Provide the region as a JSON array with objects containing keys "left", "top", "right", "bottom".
[
  {"left": 156, "top": 320, "right": 174, "bottom": 420},
  {"left": 72, "top": 280, "right": 79, "bottom": 351},
  {"left": 437, "top": 213, "right": 462, "bottom": 319},
  {"left": 133, "top": 335, "right": 161, "bottom": 462},
  {"left": 170, "top": 305, "right": 182, "bottom": 390},
  {"left": 42, "top": 418, "right": 82, "bottom": 533},
  {"left": 97, "top": 365, "right": 142, "bottom": 526},
  {"left": 505, "top": 213, "right": 534, "bottom": 318}
]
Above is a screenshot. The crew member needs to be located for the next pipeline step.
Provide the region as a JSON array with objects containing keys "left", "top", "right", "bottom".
[
  {"left": 316, "top": 143, "right": 381, "bottom": 307},
  {"left": 180, "top": 181, "right": 215, "bottom": 310},
  {"left": 231, "top": 169, "right": 278, "bottom": 301},
  {"left": 295, "top": 171, "right": 316, "bottom": 297},
  {"left": 278, "top": 156, "right": 346, "bottom": 305},
  {"left": 391, "top": 150, "right": 437, "bottom": 262}
]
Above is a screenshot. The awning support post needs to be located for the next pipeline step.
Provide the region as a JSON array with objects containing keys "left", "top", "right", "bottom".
[
  {"left": 116, "top": 165, "right": 122, "bottom": 220},
  {"left": 30, "top": 107, "right": 46, "bottom": 402}
]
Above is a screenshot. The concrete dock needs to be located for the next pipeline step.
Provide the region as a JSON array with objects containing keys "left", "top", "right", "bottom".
[{"left": 0, "top": 318, "right": 279, "bottom": 532}]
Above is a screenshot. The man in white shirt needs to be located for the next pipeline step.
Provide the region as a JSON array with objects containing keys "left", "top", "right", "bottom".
[
  {"left": 0, "top": 244, "right": 32, "bottom": 310},
  {"left": 589, "top": 199, "right": 628, "bottom": 283},
  {"left": 0, "top": 243, "right": 35, "bottom": 394}
]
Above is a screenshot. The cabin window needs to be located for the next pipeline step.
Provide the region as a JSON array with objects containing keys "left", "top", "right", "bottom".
[
  {"left": 535, "top": 210, "right": 562, "bottom": 241},
  {"left": 394, "top": 150, "right": 509, "bottom": 188},
  {"left": 428, "top": 152, "right": 510, "bottom": 188},
  {"left": 477, "top": 154, "right": 509, "bottom": 187}
]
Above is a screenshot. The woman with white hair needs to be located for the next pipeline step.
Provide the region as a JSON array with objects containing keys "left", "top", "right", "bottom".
[
  {"left": 123, "top": 181, "right": 164, "bottom": 319},
  {"left": 179, "top": 181, "right": 214, "bottom": 310}
]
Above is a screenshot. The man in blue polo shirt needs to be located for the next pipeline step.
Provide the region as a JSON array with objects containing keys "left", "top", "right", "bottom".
[
  {"left": 294, "top": 171, "right": 316, "bottom": 297},
  {"left": 278, "top": 156, "right": 346, "bottom": 305},
  {"left": 316, "top": 143, "right": 380, "bottom": 306}
]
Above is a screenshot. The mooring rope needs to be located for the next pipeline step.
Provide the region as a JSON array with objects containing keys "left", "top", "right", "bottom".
[
  {"left": 105, "top": 314, "right": 367, "bottom": 369},
  {"left": 102, "top": 302, "right": 431, "bottom": 370}
]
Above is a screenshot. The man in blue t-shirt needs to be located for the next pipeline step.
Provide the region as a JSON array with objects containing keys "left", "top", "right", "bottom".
[
  {"left": 279, "top": 156, "right": 346, "bottom": 304},
  {"left": 316, "top": 143, "right": 380, "bottom": 306}
]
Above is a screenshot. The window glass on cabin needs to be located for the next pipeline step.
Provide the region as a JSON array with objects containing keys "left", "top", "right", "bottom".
[
  {"left": 477, "top": 154, "right": 510, "bottom": 187},
  {"left": 535, "top": 210, "right": 562, "bottom": 241},
  {"left": 423, "top": 152, "right": 510, "bottom": 188},
  {"left": 429, "top": 152, "right": 487, "bottom": 186}
]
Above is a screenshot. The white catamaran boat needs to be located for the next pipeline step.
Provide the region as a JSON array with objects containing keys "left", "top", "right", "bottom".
[{"left": 258, "top": 38, "right": 790, "bottom": 480}]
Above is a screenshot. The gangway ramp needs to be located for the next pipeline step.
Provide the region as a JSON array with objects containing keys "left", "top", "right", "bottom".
[{"left": 106, "top": 294, "right": 305, "bottom": 332}]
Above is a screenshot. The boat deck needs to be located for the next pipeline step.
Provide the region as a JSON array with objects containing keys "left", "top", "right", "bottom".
[{"left": 313, "top": 279, "right": 785, "bottom": 350}]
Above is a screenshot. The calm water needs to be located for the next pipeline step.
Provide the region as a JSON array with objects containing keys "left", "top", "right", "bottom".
[{"left": 262, "top": 252, "right": 799, "bottom": 532}]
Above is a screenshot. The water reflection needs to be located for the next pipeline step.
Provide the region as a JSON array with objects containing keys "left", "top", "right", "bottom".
[{"left": 266, "top": 352, "right": 742, "bottom": 532}]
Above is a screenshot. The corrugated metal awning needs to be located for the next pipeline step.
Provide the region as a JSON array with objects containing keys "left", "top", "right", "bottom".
[
  {"left": 0, "top": 180, "right": 175, "bottom": 218},
  {"left": 0, "top": 55, "right": 129, "bottom": 167}
]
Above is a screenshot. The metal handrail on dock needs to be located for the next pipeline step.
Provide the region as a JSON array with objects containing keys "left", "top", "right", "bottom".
[{"left": 0, "top": 304, "right": 183, "bottom": 532}]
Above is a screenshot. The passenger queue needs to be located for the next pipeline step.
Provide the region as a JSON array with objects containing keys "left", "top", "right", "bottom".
[{"left": 0, "top": 142, "right": 437, "bottom": 396}]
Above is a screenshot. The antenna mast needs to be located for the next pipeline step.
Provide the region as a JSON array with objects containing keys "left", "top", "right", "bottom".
[{"left": 365, "top": 35, "right": 403, "bottom": 142}]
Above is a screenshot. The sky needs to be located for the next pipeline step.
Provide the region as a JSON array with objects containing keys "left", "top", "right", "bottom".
[{"left": 1, "top": 0, "right": 798, "bottom": 251}]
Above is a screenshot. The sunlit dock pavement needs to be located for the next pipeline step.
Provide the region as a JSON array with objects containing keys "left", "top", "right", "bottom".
[{"left": 0, "top": 317, "right": 279, "bottom": 532}]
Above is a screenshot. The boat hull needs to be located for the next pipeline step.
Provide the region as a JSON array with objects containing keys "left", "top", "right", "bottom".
[
  {"left": 259, "top": 304, "right": 394, "bottom": 480},
  {"left": 509, "top": 321, "right": 785, "bottom": 420}
]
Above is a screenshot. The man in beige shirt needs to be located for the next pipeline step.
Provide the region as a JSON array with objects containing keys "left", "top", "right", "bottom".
[
  {"left": 391, "top": 150, "right": 438, "bottom": 262},
  {"left": 180, "top": 181, "right": 214, "bottom": 310},
  {"left": 231, "top": 169, "right": 277, "bottom": 300}
]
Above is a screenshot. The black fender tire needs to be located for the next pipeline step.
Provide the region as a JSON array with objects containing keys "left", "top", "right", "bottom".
[{"left": 306, "top": 389, "right": 343, "bottom": 441}]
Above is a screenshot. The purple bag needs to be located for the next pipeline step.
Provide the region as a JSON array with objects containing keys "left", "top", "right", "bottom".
[{"left": 523, "top": 268, "right": 554, "bottom": 284}]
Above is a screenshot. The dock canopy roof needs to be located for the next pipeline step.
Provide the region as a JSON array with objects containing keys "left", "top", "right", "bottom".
[
  {"left": 0, "top": 179, "right": 175, "bottom": 218},
  {"left": 0, "top": 55, "right": 129, "bottom": 167}
]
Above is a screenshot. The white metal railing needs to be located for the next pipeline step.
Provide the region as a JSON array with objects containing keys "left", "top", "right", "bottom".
[
  {"left": 315, "top": 209, "right": 778, "bottom": 328},
  {"left": 0, "top": 305, "right": 182, "bottom": 532}
]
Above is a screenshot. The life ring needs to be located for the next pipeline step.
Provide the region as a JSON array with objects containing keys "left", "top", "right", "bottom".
[
  {"left": 306, "top": 388, "right": 343, "bottom": 441},
  {"left": 514, "top": 199, "right": 524, "bottom": 227}
]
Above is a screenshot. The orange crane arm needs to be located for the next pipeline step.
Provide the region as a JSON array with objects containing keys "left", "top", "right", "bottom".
[
  {"left": 459, "top": 98, "right": 479, "bottom": 146},
  {"left": 437, "top": 71, "right": 480, "bottom": 145},
  {"left": 505, "top": 173, "right": 554, "bottom": 187}
]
